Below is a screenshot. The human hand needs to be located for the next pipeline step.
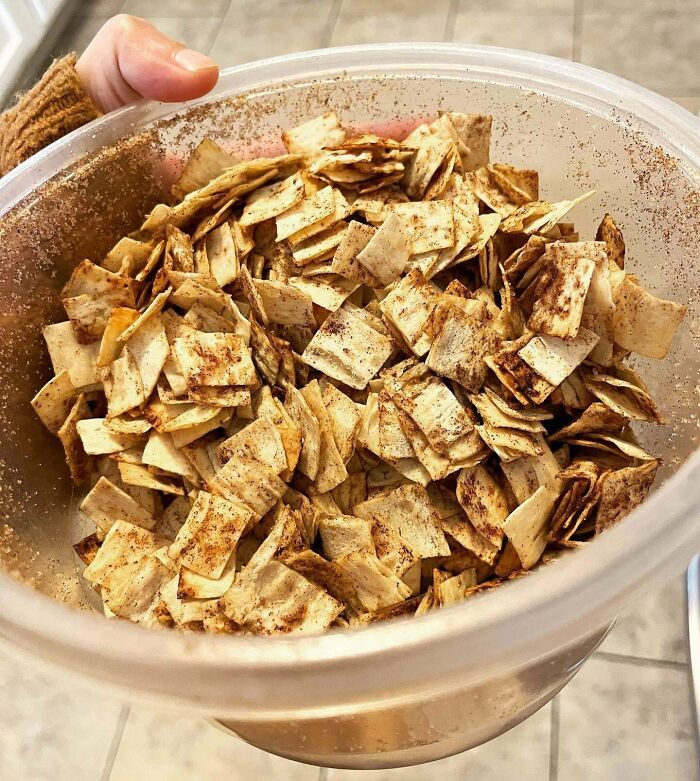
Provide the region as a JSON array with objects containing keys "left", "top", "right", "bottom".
[{"left": 76, "top": 14, "right": 219, "bottom": 113}]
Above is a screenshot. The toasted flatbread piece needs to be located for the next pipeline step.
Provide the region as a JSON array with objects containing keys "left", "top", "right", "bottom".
[
  {"left": 103, "top": 350, "right": 146, "bottom": 420},
  {"left": 502, "top": 483, "right": 561, "bottom": 569},
  {"left": 469, "top": 390, "right": 548, "bottom": 435},
  {"left": 527, "top": 242, "right": 597, "bottom": 339},
  {"left": 216, "top": 417, "right": 287, "bottom": 475},
  {"left": 172, "top": 138, "right": 240, "bottom": 200},
  {"left": 103, "top": 237, "right": 155, "bottom": 274},
  {"left": 183, "top": 302, "right": 237, "bottom": 335},
  {"left": 282, "top": 111, "right": 346, "bottom": 158},
  {"left": 612, "top": 276, "right": 686, "bottom": 359},
  {"left": 43, "top": 321, "right": 100, "bottom": 389},
  {"left": 370, "top": 517, "right": 418, "bottom": 579},
  {"left": 291, "top": 222, "right": 348, "bottom": 266},
  {"left": 456, "top": 465, "right": 508, "bottom": 547},
  {"left": 301, "top": 380, "right": 348, "bottom": 493},
  {"left": 387, "top": 201, "right": 455, "bottom": 254},
  {"left": 421, "top": 200, "right": 483, "bottom": 278},
  {"left": 584, "top": 372, "right": 662, "bottom": 423},
  {"left": 579, "top": 241, "right": 616, "bottom": 365},
  {"left": 170, "top": 409, "right": 231, "bottom": 449},
  {"left": 76, "top": 417, "right": 142, "bottom": 455},
  {"left": 253, "top": 279, "right": 316, "bottom": 327},
  {"left": 441, "top": 514, "right": 499, "bottom": 565},
  {"left": 476, "top": 423, "right": 545, "bottom": 462},
  {"left": 331, "top": 470, "right": 367, "bottom": 509},
  {"left": 83, "top": 520, "right": 165, "bottom": 592},
  {"left": 402, "top": 130, "right": 453, "bottom": 199},
  {"left": 426, "top": 305, "right": 500, "bottom": 392},
  {"left": 375, "top": 391, "right": 415, "bottom": 462},
  {"left": 289, "top": 274, "right": 359, "bottom": 312},
  {"left": 487, "top": 336, "right": 558, "bottom": 405},
  {"left": 318, "top": 515, "right": 374, "bottom": 560},
  {"left": 492, "top": 163, "right": 538, "bottom": 200},
  {"left": 253, "top": 389, "right": 302, "bottom": 478},
  {"left": 118, "top": 462, "right": 184, "bottom": 496},
  {"left": 518, "top": 326, "right": 599, "bottom": 387},
  {"left": 210, "top": 454, "right": 287, "bottom": 519},
  {"left": 73, "top": 533, "right": 101, "bottom": 565},
  {"left": 117, "top": 289, "right": 171, "bottom": 344},
  {"left": 81, "top": 476, "right": 155, "bottom": 533},
  {"left": 97, "top": 307, "right": 139, "bottom": 367},
  {"left": 355, "top": 213, "right": 410, "bottom": 286},
  {"left": 567, "top": 433, "right": 655, "bottom": 462},
  {"left": 100, "top": 552, "right": 171, "bottom": 626},
  {"left": 596, "top": 213, "right": 625, "bottom": 269},
  {"left": 446, "top": 113, "right": 492, "bottom": 170},
  {"left": 168, "top": 491, "right": 251, "bottom": 578},
  {"left": 333, "top": 550, "right": 412, "bottom": 612},
  {"left": 173, "top": 332, "right": 257, "bottom": 388},
  {"left": 283, "top": 385, "right": 321, "bottom": 480},
  {"left": 142, "top": 431, "right": 198, "bottom": 482},
  {"left": 287, "top": 189, "right": 349, "bottom": 245},
  {"left": 154, "top": 402, "right": 220, "bottom": 433},
  {"left": 320, "top": 379, "right": 362, "bottom": 463},
  {"left": 394, "top": 405, "right": 483, "bottom": 481},
  {"left": 222, "top": 559, "right": 343, "bottom": 634},
  {"left": 158, "top": 574, "right": 206, "bottom": 626},
  {"left": 389, "top": 363, "right": 474, "bottom": 455},
  {"left": 153, "top": 495, "right": 192, "bottom": 540},
  {"left": 436, "top": 569, "right": 478, "bottom": 606},
  {"left": 527, "top": 190, "right": 595, "bottom": 235},
  {"left": 127, "top": 313, "right": 169, "bottom": 400},
  {"left": 354, "top": 484, "right": 450, "bottom": 558},
  {"left": 548, "top": 460, "right": 603, "bottom": 540},
  {"left": 31, "top": 370, "right": 77, "bottom": 433},
  {"left": 353, "top": 185, "right": 410, "bottom": 224},
  {"left": 177, "top": 555, "right": 237, "bottom": 600},
  {"left": 240, "top": 173, "right": 305, "bottom": 226},
  {"left": 550, "top": 402, "right": 627, "bottom": 441},
  {"left": 379, "top": 269, "right": 440, "bottom": 357},
  {"left": 330, "top": 220, "right": 380, "bottom": 286},
  {"left": 57, "top": 393, "right": 92, "bottom": 484},
  {"left": 275, "top": 185, "right": 336, "bottom": 241},
  {"left": 61, "top": 260, "right": 136, "bottom": 343},
  {"left": 469, "top": 165, "right": 532, "bottom": 217},
  {"left": 595, "top": 460, "right": 659, "bottom": 533},
  {"left": 205, "top": 222, "right": 239, "bottom": 287},
  {"left": 302, "top": 304, "right": 393, "bottom": 390},
  {"left": 168, "top": 279, "right": 229, "bottom": 316}
]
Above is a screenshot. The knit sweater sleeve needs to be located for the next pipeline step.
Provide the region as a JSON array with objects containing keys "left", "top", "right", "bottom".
[{"left": 0, "top": 53, "right": 101, "bottom": 176}]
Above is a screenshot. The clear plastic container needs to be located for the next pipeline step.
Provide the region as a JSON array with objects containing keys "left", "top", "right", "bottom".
[{"left": 0, "top": 44, "right": 698, "bottom": 769}]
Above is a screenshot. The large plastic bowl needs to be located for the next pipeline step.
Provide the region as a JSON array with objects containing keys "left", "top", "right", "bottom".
[{"left": 0, "top": 44, "right": 698, "bottom": 770}]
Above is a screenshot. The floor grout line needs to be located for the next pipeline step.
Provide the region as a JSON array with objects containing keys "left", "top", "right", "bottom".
[
  {"left": 571, "top": 0, "right": 583, "bottom": 62},
  {"left": 99, "top": 704, "right": 131, "bottom": 781},
  {"left": 202, "top": 0, "right": 234, "bottom": 57},
  {"left": 593, "top": 650, "right": 688, "bottom": 671},
  {"left": 549, "top": 697, "right": 560, "bottom": 781},
  {"left": 684, "top": 567, "right": 700, "bottom": 767},
  {"left": 321, "top": 0, "right": 344, "bottom": 49},
  {"left": 685, "top": 663, "right": 700, "bottom": 774},
  {"left": 317, "top": 767, "right": 329, "bottom": 781},
  {"left": 443, "top": 0, "right": 460, "bottom": 43}
]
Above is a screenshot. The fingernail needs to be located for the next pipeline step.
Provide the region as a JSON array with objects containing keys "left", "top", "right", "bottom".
[{"left": 174, "top": 48, "right": 217, "bottom": 72}]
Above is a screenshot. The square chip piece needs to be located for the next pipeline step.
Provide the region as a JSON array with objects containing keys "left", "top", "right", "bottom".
[{"left": 301, "top": 304, "right": 393, "bottom": 390}]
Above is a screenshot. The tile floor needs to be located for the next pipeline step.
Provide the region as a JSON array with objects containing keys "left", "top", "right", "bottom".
[
  {"left": 2, "top": 0, "right": 699, "bottom": 779},
  {"left": 56, "top": 0, "right": 700, "bottom": 115}
]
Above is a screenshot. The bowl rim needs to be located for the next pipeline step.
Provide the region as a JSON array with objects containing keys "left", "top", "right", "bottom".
[{"left": 1, "top": 43, "right": 698, "bottom": 706}]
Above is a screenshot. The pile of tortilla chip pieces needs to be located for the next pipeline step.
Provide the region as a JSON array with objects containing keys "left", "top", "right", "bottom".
[{"left": 32, "top": 110, "right": 687, "bottom": 635}]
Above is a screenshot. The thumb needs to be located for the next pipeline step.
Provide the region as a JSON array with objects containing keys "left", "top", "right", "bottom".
[{"left": 76, "top": 15, "right": 219, "bottom": 113}]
